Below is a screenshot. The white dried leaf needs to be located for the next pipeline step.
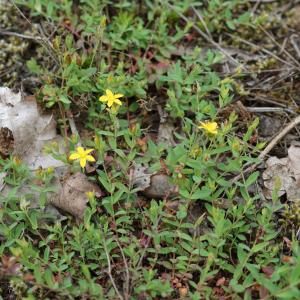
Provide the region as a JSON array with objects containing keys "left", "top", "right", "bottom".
[
  {"left": 131, "top": 164, "right": 152, "bottom": 190},
  {"left": 262, "top": 157, "right": 292, "bottom": 198},
  {"left": 130, "top": 164, "right": 178, "bottom": 199},
  {"left": 288, "top": 143, "right": 300, "bottom": 185},
  {"left": 0, "top": 87, "right": 65, "bottom": 170},
  {"left": 0, "top": 172, "right": 6, "bottom": 192},
  {"left": 262, "top": 144, "right": 300, "bottom": 202},
  {"left": 157, "top": 122, "right": 176, "bottom": 147}
]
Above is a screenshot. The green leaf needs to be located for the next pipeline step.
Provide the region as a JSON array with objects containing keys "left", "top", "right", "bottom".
[
  {"left": 246, "top": 263, "right": 278, "bottom": 294},
  {"left": 60, "top": 95, "right": 71, "bottom": 105},
  {"left": 44, "top": 268, "right": 54, "bottom": 287},
  {"left": 226, "top": 20, "right": 236, "bottom": 30},
  {"left": 251, "top": 242, "right": 268, "bottom": 253},
  {"left": 98, "top": 172, "right": 113, "bottom": 193},
  {"left": 245, "top": 171, "right": 259, "bottom": 187},
  {"left": 26, "top": 58, "right": 42, "bottom": 74},
  {"left": 191, "top": 187, "right": 211, "bottom": 200}
]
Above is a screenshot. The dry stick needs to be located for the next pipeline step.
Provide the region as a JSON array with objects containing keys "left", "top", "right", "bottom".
[
  {"left": 10, "top": 0, "right": 60, "bottom": 67},
  {"left": 290, "top": 34, "right": 300, "bottom": 59},
  {"left": 115, "top": 237, "right": 130, "bottom": 300},
  {"left": 227, "top": 33, "right": 298, "bottom": 70},
  {"left": 0, "top": 30, "right": 42, "bottom": 40},
  {"left": 164, "top": 1, "right": 242, "bottom": 68},
  {"left": 232, "top": 115, "right": 300, "bottom": 183},
  {"left": 267, "top": 71, "right": 297, "bottom": 91},
  {"left": 191, "top": 5, "right": 212, "bottom": 39},
  {"left": 251, "top": 0, "right": 261, "bottom": 14},
  {"left": 68, "top": 115, "right": 82, "bottom": 146},
  {"left": 249, "top": 95, "right": 292, "bottom": 108},
  {"left": 259, "top": 115, "right": 300, "bottom": 159},
  {"left": 259, "top": 25, "right": 300, "bottom": 68},
  {"left": 102, "top": 233, "right": 124, "bottom": 300},
  {"left": 245, "top": 106, "right": 297, "bottom": 115}
]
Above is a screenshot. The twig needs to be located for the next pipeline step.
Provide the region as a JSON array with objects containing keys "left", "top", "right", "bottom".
[
  {"left": 102, "top": 232, "right": 124, "bottom": 300},
  {"left": 227, "top": 33, "right": 299, "bottom": 70},
  {"left": 115, "top": 237, "right": 130, "bottom": 300},
  {"left": 259, "top": 26, "right": 300, "bottom": 68},
  {"left": 290, "top": 34, "right": 300, "bottom": 59},
  {"left": 57, "top": 102, "right": 69, "bottom": 152},
  {"left": 251, "top": 0, "right": 261, "bottom": 14},
  {"left": 163, "top": 1, "right": 242, "bottom": 68},
  {"left": 245, "top": 106, "right": 297, "bottom": 115},
  {"left": 191, "top": 5, "right": 212, "bottom": 39},
  {"left": 10, "top": 0, "right": 60, "bottom": 66},
  {"left": 259, "top": 115, "right": 300, "bottom": 159},
  {"left": 0, "top": 30, "right": 42, "bottom": 40},
  {"left": 232, "top": 115, "right": 300, "bottom": 182},
  {"left": 267, "top": 71, "right": 297, "bottom": 89},
  {"left": 68, "top": 114, "right": 82, "bottom": 146},
  {"left": 248, "top": 95, "right": 290, "bottom": 108}
]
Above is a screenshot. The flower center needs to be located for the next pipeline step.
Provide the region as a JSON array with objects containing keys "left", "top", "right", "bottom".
[{"left": 108, "top": 95, "right": 115, "bottom": 102}]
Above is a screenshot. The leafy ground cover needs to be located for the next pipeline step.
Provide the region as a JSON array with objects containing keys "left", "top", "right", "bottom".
[{"left": 1, "top": 0, "right": 300, "bottom": 299}]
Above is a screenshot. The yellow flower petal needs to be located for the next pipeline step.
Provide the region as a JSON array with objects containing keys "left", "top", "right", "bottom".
[
  {"left": 199, "top": 121, "right": 218, "bottom": 135},
  {"left": 69, "top": 153, "right": 80, "bottom": 160},
  {"left": 106, "top": 89, "right": 113, "bottom": 98},
  {"left": 85, "top": 149, "right": 94, "bottom": 154},
  {"left": 86, "top": 155, "right": 95, "bottom": 162},
  {"left": 99, "top": 95, "right": 108, "bottom": 102},
  {"left": 107, "top": 99, "right": 114, "bottom": 107},
  {"left": 114, "top": 93, "right": 123, "bottom": 99},
  {"left": 80, "top": 158, "right": 87, "bottom": 168},
  {"left": 77, "top": 146, "right": 85, "bottom": 155},
  {"left": 114, "top": 98, "right": 122, "bottom": 106}
]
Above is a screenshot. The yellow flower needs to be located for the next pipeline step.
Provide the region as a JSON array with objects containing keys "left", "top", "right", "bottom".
[
  {"left": 13, "top": 156, "right": 22, "bottom": 166},
  {"left": 86, "top": 191, "right": 95, "bottom": 200},
  {"left": 199, "top": 121, "right": 218, "bottom": 135},
  {"left": 99, "top": 89, "right": 123, "bottom": 107},
  {"left": 69, "top": 146, "right": 95, "bottom": 168},
  {"left": 100, "top": 16, "right": 107, "bottom": 28}
]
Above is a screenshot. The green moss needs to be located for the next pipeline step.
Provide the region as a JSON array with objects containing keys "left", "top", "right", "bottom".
[
  {"left": 0, "top": 2, "right": 29, "bottom": 86},
  {"left": 279, "top": 202, "right": 300, "bottom": 231}
]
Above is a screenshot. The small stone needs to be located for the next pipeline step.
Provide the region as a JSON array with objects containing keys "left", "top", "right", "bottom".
[{"left": 142, "top": 174, "right": 178, "bottom": 199}]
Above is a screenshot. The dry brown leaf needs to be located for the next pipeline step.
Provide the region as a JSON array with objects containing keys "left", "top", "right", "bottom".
[
  {"left": 178, "top": 287, "right": 188, "bottom": 299},
  {"left": 216, "top": 277, "right": 226, "bottom": 287},
  {"left": 49, "top": 172, "right": 102, "bottom": 220},
  {"left": 259, "top": 286, "right": 270, "bottom": 299},
  {"left": 0, "top": 127, "right": 14, "bottom": 158},
  {"left": 262, "top": 266, "right": 274, "bottom": 278}
]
